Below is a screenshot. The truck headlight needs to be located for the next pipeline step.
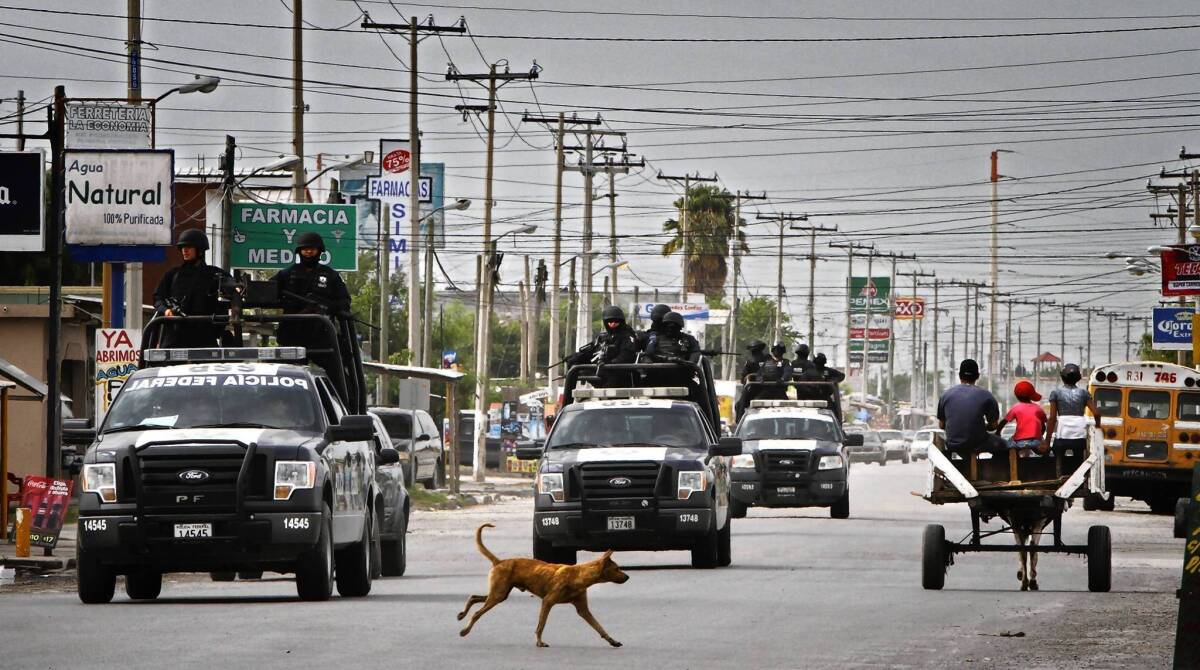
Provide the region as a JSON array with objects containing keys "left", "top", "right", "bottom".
[
  {"left": 730, "top": 454, "right": 756, "bottom": 470},
  {"left": 537, "top": 472, "right": 564, "bottom": 502},
  {"left": 817, "top": 455, "right": 844, "bottom": 470},
  {"left": 82, "top": 463, "right": 117, "bottom": 503},
  {"left": 677, "top": 470, "right": 706, "bottom": 500},
  {"left": 274, "top": 461, "right": 316, "bottom": 501}
]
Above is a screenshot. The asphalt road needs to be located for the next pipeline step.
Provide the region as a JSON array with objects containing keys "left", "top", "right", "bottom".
[{"left": 0, "top": 461, "right": 1182, "bottom": 669}]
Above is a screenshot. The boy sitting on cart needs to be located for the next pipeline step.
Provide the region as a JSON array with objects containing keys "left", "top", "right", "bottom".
[{"left": 994, "top": 380, "right": 1048, "bottom": 457}]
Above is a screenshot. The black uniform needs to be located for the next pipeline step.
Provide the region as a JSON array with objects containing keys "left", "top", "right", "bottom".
[
  {"left": 644, "top": 313, "right": 700, "bottom": 363},
  {"left": 755, "top": 352, "right": 793, "bottom": 400},
  {"left": 152, "top": 260, "right": 231, "bottom": 348},
  {"left": 802, "top": 353, "right": 846, "bottom": 384},
  {"left": 270, "top": 256, "right": 353, "bottom": 397},
  {"left": 567, "top": 306, "right": 639, "bottom": 388},
  {"left": 735, "top": 342, "right": 768, "bottom": 420},
  {"left": 792, "top": 343, "right": 813, "bottom": 379},
  {"left": 636, "top": 303, "right": 672, "bottom": 351}
]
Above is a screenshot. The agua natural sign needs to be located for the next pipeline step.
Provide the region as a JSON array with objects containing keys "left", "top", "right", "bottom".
[
  {"left": 230, "top": 202, "right": 357, "bottom": 271},
  {"left": 63, "top": 150, "right": 174, "bottom": 246}
]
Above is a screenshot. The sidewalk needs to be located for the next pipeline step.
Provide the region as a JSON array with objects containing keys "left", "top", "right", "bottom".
[{"left": 0, "top": 524, "right": 76, "bottom": 572}]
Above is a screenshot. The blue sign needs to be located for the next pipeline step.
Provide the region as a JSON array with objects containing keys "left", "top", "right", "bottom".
[{"left": 1153, "top": 307, "right": 1193, "bottom": 351}]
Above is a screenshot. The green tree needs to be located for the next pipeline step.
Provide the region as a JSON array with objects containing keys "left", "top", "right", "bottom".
[
  {"left": 344, "top": 251, "right": 409, "bottom": 364},
  {"left": 1137, "top": 332, "right": 1182, "bottom": 364},
  {"left": 733, "top": 296, "right": 800, "bottom": 351},
  {"left": 661, "top": 185, "right": 748, "bottom": 301}
]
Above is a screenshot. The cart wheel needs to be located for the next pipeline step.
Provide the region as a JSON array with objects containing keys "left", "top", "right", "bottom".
[
  {"left": 1175, "top": 498, "right": 1189, "bottom": 540},
  {"left": 1087, "top": 525, "right": 1111, "bottom": 593},
  {"left": 922, "top": 524, "right": 946, "bottom": 590}
]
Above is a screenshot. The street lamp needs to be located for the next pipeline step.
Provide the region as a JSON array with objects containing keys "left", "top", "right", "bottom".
[
  {"left": 235, "top": 154, "right": 302, "bottom": 187},
  {"left": 304, "top": 152, "right": 375, "bottom": 188},
  {"left": 495, "top": 223, "right": 538, "bottom": 244},
  {"left": 149, "top": 75, "right": 221, "bottom": 147},
  {"left": 592, "top": 260, "right": 628, "bottom": 277}
]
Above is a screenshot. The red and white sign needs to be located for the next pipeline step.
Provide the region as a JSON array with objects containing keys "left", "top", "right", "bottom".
[
  {"left": 382, "top": 148, "right": 411, "bottom": 174},
  {"left": 95, "top": 328, "right": 141, "bottom": 420},
  {"left": 1161, "top": 245, "right": 1200, "bottom": 296},
  {"left": 895, "top": 296, "right": 925, "bottom": 320},
  {"left": 18, "top": 476, "right": 75, "bottom": 549},
  {"left": 849, "top": 313, "right": 891, "bottom": 339}
]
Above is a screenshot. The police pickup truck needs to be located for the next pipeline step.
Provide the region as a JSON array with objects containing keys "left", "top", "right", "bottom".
[
  {"left": 730, "top": 399, "right": 859, "bottom": 519},
  {"left": 522, "top": 360, "right": 742, "bottom": 568},
  {"left": 75, "top": 347, "right": 398, "bottom": 603}
]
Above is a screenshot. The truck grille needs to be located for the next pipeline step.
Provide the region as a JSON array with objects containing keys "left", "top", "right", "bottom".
[
  {"left": 579, "top": 461, "right": 660, "bottom": 499},
  {"left": 763, "top": 450, "right": 811, "bottom": 483},
  {"left": 137, "top": 445, "right": 263, "bottom": 515},
  {"left": 1126, "top": 441, "right": 1168, "bottom": 462}
]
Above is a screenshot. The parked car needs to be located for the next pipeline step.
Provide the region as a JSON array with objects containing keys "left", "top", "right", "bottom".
[
  {"left": 456, "top": 411, "right": 502, "bottom": 471},
  {"left": 909, "top": 428, "right": 946, "bottom": 461},
  {"left": 370, "top": 407, "right": 445, "bottom": 489},
  {"left": 367, "top": 412, "right": 411, "bottom": 576},
  {"left": 878, "top": 430, "right": 910, "bottom": 464},
  {"left": 845, "top": 427, "right": 887, "bottom": 466}
]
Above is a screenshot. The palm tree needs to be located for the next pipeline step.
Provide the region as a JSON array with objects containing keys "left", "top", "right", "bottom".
[{"left": 661, "top": 185, "right": 748, "bottom": 299}]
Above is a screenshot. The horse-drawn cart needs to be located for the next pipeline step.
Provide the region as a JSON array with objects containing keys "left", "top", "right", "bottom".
[{"left": 921, "top": 429, "right": 1111, "bottom": 592}]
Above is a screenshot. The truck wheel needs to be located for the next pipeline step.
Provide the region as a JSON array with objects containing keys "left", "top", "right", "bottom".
[
  {"left": 830, "top": 489, "right": 850, "bottom": 519},
  {"left": 729, "top": 496, "right": 748, "bottom": 519},
  {"left": 922, "top": 524, "right": 946, "bottom": 590},
  {"left": 77, "top": 550, "right": 116, "bottom": 604},
  {"left": 210, "top": 571, "right": 236, "bottom": 582},
  {"left": 403, "top": 461, "right": 416, "bottom": 489},
  {"left": 902, "top": 451, "right": 910, "bottom": 464},
  {"left": 1087, "top": 525, "right": 1112, "bottom": 592},
  {"left": 237, "top": 570, "right": 263, "bottom": 580},
  {"left": 125, "top": 570, "right": 162, "bottom": 600},
  {"left": 533, "top": 532, "right": 575, "bottom": 565},
  {"left": 716, "top": 519, "right": 732, "bottom": 567},
  {"left": 1176, "top": 498, "right": 1189, "bottom": 540},
  {"left": 335, "top": 511, "right": 375, "bottom": 598},
  {"left": 879, "top": 453, "right": 887, "bottom": 467},
  {"left": 432, "top": 459, "right": 445, "bottom": 490},
  {"left": 1149, "top": 495, "right": 1175, "bottom": 515},
  {"left": 381, "top": 507, "right": 408, "bottom": 577},
  {"left": 296, "top": 503, "right": 334, "bottom": 601},
  {"left": 691, "top": 523, "right": 720, "bottom": 569}
]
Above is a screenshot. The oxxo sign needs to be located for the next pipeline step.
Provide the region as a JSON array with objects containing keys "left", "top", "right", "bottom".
[
  {"left": 229, "top": 202, "right": 358, "bottom": 271},
  {"left": 895, "top": 296, "right": 925, "bottom": 320}
]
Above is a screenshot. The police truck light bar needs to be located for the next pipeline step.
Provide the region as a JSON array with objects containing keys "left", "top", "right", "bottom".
[
  {"left": 573, "top": 387, "right": 689, "bottom": 400},
  {"left": 144, "top": 347, "right": 307, "bottom": 363},
  {"left": 749, "top": 400, "right": 829, "bottom": 408}
]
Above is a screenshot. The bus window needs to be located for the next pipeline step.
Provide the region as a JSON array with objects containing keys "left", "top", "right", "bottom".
[
  {"left": 1128, "top": 390, "right": 1170, "bottom": 420},
  {"left": 1179, "top": 393, "right": 1200, "bottom": 421},
  {"left": 1094, "top": 387, "right": 1121, "bottom": 416}
]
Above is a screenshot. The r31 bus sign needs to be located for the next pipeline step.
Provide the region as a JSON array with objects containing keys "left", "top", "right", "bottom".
[{"left": 1153, "top": 306, "right": 1193, "bottom": 351}]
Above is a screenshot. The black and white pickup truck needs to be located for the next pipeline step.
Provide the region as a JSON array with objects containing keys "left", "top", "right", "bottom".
[
  {"left": 522, "top": 360, "right": 742, "bottom": 568},
  {"left": 730, "top": 399, "right": 859, "bottom": 519},
  {"left": 75, "top": 350, "right": 398, "bottom": 603}
]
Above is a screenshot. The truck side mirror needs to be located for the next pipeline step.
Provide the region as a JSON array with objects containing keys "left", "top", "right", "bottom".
[
  {"left": 377, "top": 447, "right": 401, "bottom": 465},
  {"left": 326, "top": 415, "right": 376, "bottom": 443},
  {"left": 709, "top": 436, "right": 742, "bottom": 457}
]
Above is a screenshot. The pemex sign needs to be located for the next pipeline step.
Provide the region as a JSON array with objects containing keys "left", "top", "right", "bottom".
[
  {"left": 230, "top": 202, "right": 357, "bottom": 271},
  {"left": 848, "top": 276, "right": 891, "bottom": 313}
]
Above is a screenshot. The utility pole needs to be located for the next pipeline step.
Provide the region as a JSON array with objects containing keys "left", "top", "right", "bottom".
[
  {"left": 988, "top": 150, "right": 1012, "bottom": 398},
  {"left": 1083, "top": 307, "right": 1103, "bottom": 370},
  {"left": 363, "top": 16, "right": 466, "bottom": 367},
  {"left": 291, "top": 0, "right": 305, "bottom": 203},
  {"left": 804, "top": 223, "right": 837, "bottom": 348},
  {"left": 880, "top": 252, "right": 915, "bottom": 417},
  {"left": 523, "top": 113, "right": 601, "bottom": 395},
  {"left": 566, "top": 140, "right": 638, "bottom": 348},
  {"left": 1151, "top": 164, "right": 1195, "bottom": 367},
  {"left": 1060, "top": 303, "right": 1068, "bottom": 367},
  {"left": 15, "top": 90, "right": 24, "bottom": 151},
  {"left": 124, "top": 0, "right": 143, "bottom": 333},
  {"left": 932, "top": 279, "right": 941, "bottom": 402},
  {"left": 447, "top": 62, "right": 540, "bottom": 481},
  {"left": 1100, "top": 312, "right": 1119, "bottom": 366},
  {"left": 756, "top": 213, "right": 810, "bottom": 342},
  {"left": 715, "top": 191, "right": 767, "bottom": 379},
  {"left": 658, "top": 171, "right": 719, "bottom": 297},
  {"left": 900, "top": 270, "right": 933, "bottom": 408}
]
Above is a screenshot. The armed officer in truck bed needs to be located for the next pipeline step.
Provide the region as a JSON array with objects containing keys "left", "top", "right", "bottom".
[
  {"left": 151, "top": 229, "right": 232, "bottom": 348},
  {"left": 566, "top": 305, "right": 639, "bottom": 387},
  {"left": 270, "top": 231, "right": 354, "bottom": 397}
]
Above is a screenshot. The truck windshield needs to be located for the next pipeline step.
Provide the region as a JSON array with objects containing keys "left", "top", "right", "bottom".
[
  {"left": 546, "top": 406, "right": 706, "bottom": 450},
  {"left": 738, "top": 417, "right": 839, "bottom": 442},
  {"left": 375, "top": 412, "right": 413, "bottom": 439},
  {"left": 102, "top": 372, "right": 319, "bottom": 433}
]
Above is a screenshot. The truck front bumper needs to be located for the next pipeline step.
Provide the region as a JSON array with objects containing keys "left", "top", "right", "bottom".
[
  {"left": 730, "top": 468, "right": 846, "bottom": 508},
  {"left": 533, "top": 498, "right": 713, "bottom": 551}
]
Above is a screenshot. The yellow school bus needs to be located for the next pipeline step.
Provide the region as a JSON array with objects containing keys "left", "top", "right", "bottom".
[{"left": 1089, "top": 361, "right": 1198, "bottom": 514}]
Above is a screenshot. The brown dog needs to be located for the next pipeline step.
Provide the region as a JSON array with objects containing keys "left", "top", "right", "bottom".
[{"left": 457, "top": 523, "right": 629, "bottom": 648}]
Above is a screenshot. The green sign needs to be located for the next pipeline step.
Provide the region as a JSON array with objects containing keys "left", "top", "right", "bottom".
[
  {"left": 848, "top": 340, "right": 891, "bottom": 353},
  {"left": 230, "top": 203, "right": 357, "bottom": 271},
  {"left": 849, "top": 276, "right": 891, "bottom": 313}
]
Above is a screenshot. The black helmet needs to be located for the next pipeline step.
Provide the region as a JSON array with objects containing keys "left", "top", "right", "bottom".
[
  {"left": 814, "top": 353, "right": 827, "bottom": 367},
  {"left": 1061, "top": 363, "right": 1082, "bottom": 385},
  {"left": 296, "top": 231, "right": 325, "bottom": 252},
  {"left": 602, "top": 305, "right": 626, "bottom": 323},
  {"left": 176, "top": 228, "right": 209, "bottom": 251},
  {"left": 771, "top": 342, "right": 787, "bottom": 356},
  {"left": 794, "top": 342, "right": 810, "bottom": 359},
  {"left": 747, "top": 339, "right": 766, "bottom": 352},
  {"left": 663, "top": 312, "right": 685, "bottom": 329}
]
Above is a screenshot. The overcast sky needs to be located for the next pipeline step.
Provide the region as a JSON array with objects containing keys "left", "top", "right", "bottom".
[{"left": 1, "top": 0, "right": 1191, "bottom": 369}]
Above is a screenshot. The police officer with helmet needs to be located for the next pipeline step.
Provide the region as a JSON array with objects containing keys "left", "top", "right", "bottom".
[
  {"left": 152, "top": 228, "right": 232, "bottom": 347},
  {"left": 567, "top": 305, "right": 638, "bottom": 387},
  {"left": 735, "top": 339, "right": 769, "bottom": 419},
  {"left": 636, "top": 303, "right": 672, "bottom": 351},
  {"left": 644, "top": 311, "right": 700, "bottom": 363},
  {"left": 270, "top": 232, "right": 353, "bottom": 393},
  {"left": 756, "top": 343, "right": 794, "bottom": 400}
]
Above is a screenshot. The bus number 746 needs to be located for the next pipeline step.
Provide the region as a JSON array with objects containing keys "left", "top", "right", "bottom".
[{"left": 1156, "top": 371, "right": 1178, "bottom": 384}]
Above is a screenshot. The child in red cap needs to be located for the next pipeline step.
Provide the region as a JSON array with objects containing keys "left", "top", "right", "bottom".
[{"left": 995, "top": 380, "right": 1048, "bottom": 456}]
